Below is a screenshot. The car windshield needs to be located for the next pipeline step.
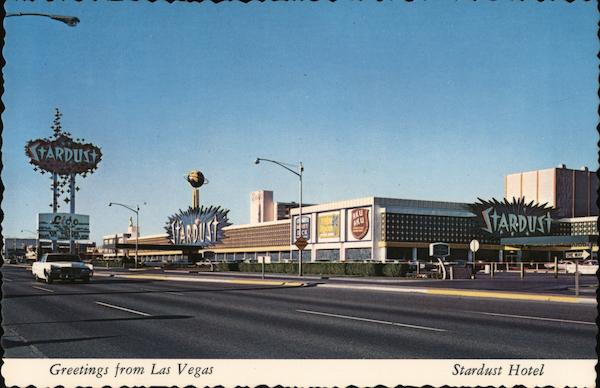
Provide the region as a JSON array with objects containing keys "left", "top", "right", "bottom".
[{"left": 46, "top": 255, "right": 82, "bottom": 263}]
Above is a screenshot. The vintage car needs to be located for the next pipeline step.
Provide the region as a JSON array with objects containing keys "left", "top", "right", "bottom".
[
  {"left": 563, "top": 260, "right": 599, "bottom": 275},
  {"left": 32, "top": 253, "right": 93, "bottom": 283}
]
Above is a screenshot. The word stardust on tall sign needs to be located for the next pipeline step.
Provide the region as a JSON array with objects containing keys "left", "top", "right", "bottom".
[
  {"left": 25, "top": 115, "right": 102, "bottom": 176},
  {"left": 470, "top": 197, "right": 555, "bottom": 238},
  {"left": 165, "top": 206, "right": 230, "bottom": 247}
]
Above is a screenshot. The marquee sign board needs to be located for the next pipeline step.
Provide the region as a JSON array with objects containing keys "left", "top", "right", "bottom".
[
  {"left": 470, "top": 197, "right": 555, "bottom": 238},
  {"left": 38, "top": 213, "right": 90, "bottom": 241},
  {"left": 165, "top": 206, "right": 230, "bottom": 247}
]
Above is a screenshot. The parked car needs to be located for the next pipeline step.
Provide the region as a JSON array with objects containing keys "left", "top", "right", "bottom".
[
  {"left": 32, "top": 253, "right": 93, "bottom": 284},
  {"left": 564, "top": 260, "right": 598, "bottom": 275}
]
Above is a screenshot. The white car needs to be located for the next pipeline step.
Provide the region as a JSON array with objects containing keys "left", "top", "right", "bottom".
[
  {"left": 32, "top": 253, "right": 94, "bottom": 284},
  {"left": 564, "top": 260, "right": 598, "bottom": 275}
]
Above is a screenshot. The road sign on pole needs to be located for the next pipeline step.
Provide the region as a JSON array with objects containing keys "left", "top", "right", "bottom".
[
  {"left": 295, "top": 236, "right": 308, "bottom": 251},
  {"left": 469, "top": 239, "right": 480, "bottom": 253},
  {"left": 565, "top": 251, "right": 590, "bottom": 260}
]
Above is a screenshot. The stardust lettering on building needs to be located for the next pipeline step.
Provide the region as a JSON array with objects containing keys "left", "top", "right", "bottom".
[
  {"left": 25, "top": 134, "right": 102, "bottom": 175},
  {"left": 470, "top": 198, "right": 555, "bottom": 238},
  {"left": 165, "top": 206, "right": 230, "bottom": 247}
]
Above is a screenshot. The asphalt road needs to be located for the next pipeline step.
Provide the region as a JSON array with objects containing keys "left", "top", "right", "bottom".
[{"left": 1, "top": 265, "right": 597, "bottom": 358}]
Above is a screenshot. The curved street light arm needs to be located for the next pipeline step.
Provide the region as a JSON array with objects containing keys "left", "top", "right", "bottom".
[
  {"left": 5, "top": 13, "right": 80, "bottom": 27},
  {"left": 255, "top": 158, "right": 301, "bottom": 177},
  {"left": 108, "top": 202, "right": 139, "bottom": 214}
]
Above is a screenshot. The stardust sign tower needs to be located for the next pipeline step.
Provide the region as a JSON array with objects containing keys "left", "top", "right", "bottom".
[{"left": 25, "top": 109, "right": 102, "bottom": 253}]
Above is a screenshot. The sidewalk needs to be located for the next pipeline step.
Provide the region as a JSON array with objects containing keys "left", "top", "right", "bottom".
[{"left": 93, "top": 267, "right": 597, "bottom": 305}]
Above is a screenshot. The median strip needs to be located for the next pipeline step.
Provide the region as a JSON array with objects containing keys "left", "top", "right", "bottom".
[
  {"left": 95, "top": 301, "right": 151, "bottom": 316},
  {"left": 425, "top": 288, "right": 592, "bottom": 304},
  {"left": 471, "top": 311, "right": 596, "bottom": 326},
  {"left": 319, "top": 283, "right": 596, "bottom": 304},
  {"left": 96, "top": 272, "right": 305, "bottom": 287},
  {"left": 297, "top": 309, "right": 447, "bottom": 332},
  {"left": 32, "top": 286, "right": 54, "bottom": 293}
]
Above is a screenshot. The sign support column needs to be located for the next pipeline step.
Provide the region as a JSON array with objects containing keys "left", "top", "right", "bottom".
[
  {"left": 69, "top": 173, "right": 76, "bottom": 254},
  {"left": 51, "top": 172, "right": 58, "bottom": 252}
]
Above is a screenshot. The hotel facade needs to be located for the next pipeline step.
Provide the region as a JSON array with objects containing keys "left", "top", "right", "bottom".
[{"left": 102, "top": 165, "right": 598, "bottom": 264}]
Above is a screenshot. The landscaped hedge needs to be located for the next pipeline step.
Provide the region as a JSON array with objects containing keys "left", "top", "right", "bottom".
[
  {"left": 215, "top": 262, "right": 409, "bottom": 277},
  {"left": 91, "top": 259, "right": 124, "bottom": 268}
]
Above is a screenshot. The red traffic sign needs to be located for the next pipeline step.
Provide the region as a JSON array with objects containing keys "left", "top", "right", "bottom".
[{"left": 295, "top": 236, "right": 308, "bottom": 251}]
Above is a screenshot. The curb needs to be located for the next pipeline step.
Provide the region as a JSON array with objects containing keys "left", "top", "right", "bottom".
[{"left": 319, "top": 283, "right": 597, "bottom": 304}]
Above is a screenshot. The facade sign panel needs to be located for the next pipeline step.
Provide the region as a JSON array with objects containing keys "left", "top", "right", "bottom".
[
  {"left": 38, "top": 213, "right": 90, "bottom": 241},
  {"left": 345, "top": 207, "right": 371, "bottom": 242},
  {"left": 470, "top": 197, "right": 555, "bottom": 238},
  {"left": 293, "top": 215, "right": 311, "bottom": 241},
  {"left": 318, "top": 211, "right": 341, "bottom": 240},
  {"left": 165, "top": 206, "right": 230, "bottom": 247}
]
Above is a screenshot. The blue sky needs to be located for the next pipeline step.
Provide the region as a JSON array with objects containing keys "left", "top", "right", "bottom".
[{"left": 3, "top": 2, "right": 597, "bottom": 244}]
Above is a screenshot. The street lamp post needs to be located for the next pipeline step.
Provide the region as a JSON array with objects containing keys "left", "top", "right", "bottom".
[
  {"left": 108, "top": 202, "right": 140, "bottom": 269},
  {"left": 5, "top": 13, "right": 80, "bottom": 27},
  {"left": 254, "top": 158, "right": 305, "bottom": 276}
]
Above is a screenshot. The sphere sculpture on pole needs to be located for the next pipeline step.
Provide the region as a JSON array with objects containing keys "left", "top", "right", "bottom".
[{"left": 186, "top": 170, "right": 206, "bottom": 209}]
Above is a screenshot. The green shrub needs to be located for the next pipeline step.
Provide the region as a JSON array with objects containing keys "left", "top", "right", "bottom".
[{"left": 211, "top": 261, "right": 410, "bottom": 277}]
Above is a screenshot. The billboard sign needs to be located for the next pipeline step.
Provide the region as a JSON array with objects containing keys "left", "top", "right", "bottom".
[
  {"left": 350, "top": 208, "right": 370, "bottom": 240},
  {"left": 470, "top": 197, "right": 555, "bottom": 238},
  {"left": 25, "top": 134, "right": 102, "bottom": 176},
  {"left": 293, "top": 215, "right": 311, "bottom": 241},
  {"left": 318, "top": 211, "right": 341, "bottom": 240},
  {"left": 38, "top": 213, "right": 90, "bottom": 241},
  {"left": 165, "top": 206, "right": 230, "bottom": 247}
]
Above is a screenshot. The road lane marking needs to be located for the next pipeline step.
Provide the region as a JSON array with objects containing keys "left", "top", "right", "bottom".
[
  {"left": 297, "top": 309, "right": 447, "bottom": 332},
  {"left": 3, "top": 278, "right": 13, "bottom": 282},
  {"left": 166, "top": 292, "right": 184, "bottom": 296},
  {"left": 32, "top": 286, "right": 54, "bottom": 293},
  {"left": 95, "top": 301, "right": 151, "bottom": 316},
  {"left": 472, "top": 311, "right": 596, "bottom": 326}
]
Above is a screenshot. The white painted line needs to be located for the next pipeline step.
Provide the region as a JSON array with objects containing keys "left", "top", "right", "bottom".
[
  {"left": 297, "top": 309, "right": 447, "bottom": 332},
  {"left": 32, "top": 286, "right": 54, "bottom": 293},
  {"left": 473, "top": 311, "right": 596, "bottom": 326},
  {"left": 4, "top": 278, "right": 13, "bottom": 282},
  {"left": 166, "top": 292, "right": 184, "bottom": 296},
  {"left": 95, "top": 301, "right": 151, "bottom": 316}
]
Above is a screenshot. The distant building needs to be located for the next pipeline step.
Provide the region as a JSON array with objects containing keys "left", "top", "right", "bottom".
[
  {"left": 505, "top": 164, "right": 598, "bottom": 219},
  {"left": 3, "top": 238, "right": 37, "bottom": 260},
  {"left": 250, "top": 190, "right": 313, "bottom": 223}
]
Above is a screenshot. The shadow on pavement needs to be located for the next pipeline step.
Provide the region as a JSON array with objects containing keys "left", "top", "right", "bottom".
[
  {"left": 3, "top": 284, "right": 305, "bottom": 299},
  {"left": 3, "top": 314, "right": 193, "bottom": 327},
  {"left": 2, "top": 335, "right": 119, "bottom": 349}
]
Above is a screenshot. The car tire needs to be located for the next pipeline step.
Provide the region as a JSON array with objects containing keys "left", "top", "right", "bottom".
[
  {"left": 34, "top": 273, "right": 40, "bottom": 282},
  {"left": 45, "top": 271, "right": 53, "bottom": 284}
]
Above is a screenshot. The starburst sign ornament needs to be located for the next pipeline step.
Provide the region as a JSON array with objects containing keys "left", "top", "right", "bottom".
[{"left": 165, "top": 206, "right": 231, "bottom": 247}]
